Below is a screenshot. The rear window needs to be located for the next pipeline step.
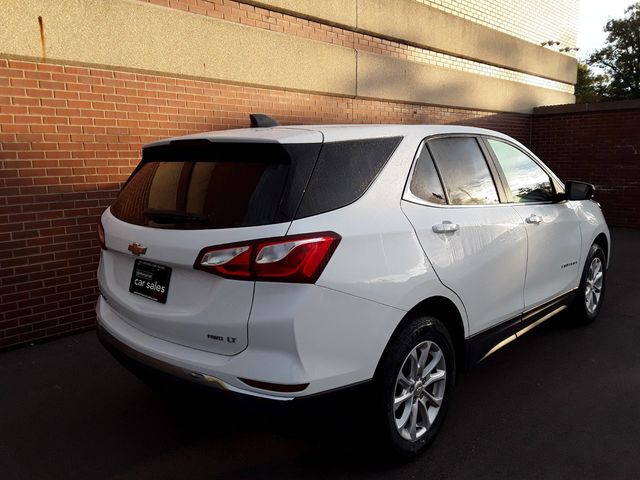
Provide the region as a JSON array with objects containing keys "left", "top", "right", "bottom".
[
  {"left": 111, "top": 136, "right": 402, "bottom": 229},
  {"left": 111, "top": 141, "right": 320, "bottom": 229},
  {"left": 295, "top": 136, "right": 402, "bottom": 218}
]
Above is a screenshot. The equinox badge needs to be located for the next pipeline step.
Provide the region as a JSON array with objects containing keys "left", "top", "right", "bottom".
[{"left": 128, "top": 242, "right": 147, "bottom": 256}]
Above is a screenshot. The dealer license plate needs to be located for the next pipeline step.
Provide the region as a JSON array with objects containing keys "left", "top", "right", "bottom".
[{"left": 129, "top": 259, "right": 172, "bottom": 304}]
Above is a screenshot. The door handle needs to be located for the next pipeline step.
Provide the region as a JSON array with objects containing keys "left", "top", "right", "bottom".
[
  {"left": 525, "top": 214, "right": 543, "bottom": 224},
  {"left": 432, "top": 221, "right": 459, "bottom": 233}
]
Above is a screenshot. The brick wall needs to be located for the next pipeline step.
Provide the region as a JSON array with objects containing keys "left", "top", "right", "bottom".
[
  {"left": 0, "top": 58, "right": 531, "bottom": 349},
  {"left": 5, "top": 55, "right": 634, "bottom": 352},
  {"left": 532, "top": 101, "right": 640, "bottom": 229}
]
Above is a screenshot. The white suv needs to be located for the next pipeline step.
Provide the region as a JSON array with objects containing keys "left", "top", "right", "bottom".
[{"left": 96, "top": 118, "right": 609, "bottom": 455}]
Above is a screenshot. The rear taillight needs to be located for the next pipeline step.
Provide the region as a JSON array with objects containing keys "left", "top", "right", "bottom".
[
  {"left": 97, "top": 218, "right": 107, "bottom": 250},
  {"left": 199, "top": 245, "right": 251, "bottom": 279},
  {"left": 194, "top": 232, "right": 341, "bottom": 283}
]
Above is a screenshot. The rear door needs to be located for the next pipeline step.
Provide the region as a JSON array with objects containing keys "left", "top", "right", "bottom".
[
  {"left": 484, "top": 137, "right": 582, "bottom": 309},
  {"left": 98, "top": 139, "right": 321, "bottom": 355},
  {"left": 401, "top": 136, "right": 527, "bottom": 335}
]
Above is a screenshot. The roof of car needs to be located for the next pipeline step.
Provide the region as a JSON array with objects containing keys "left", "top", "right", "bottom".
[{"left": 143, "top": 124, "right": 514, "bottom": 148}]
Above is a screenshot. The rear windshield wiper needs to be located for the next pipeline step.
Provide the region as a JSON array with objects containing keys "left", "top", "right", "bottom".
[{"left": 143, "top": 209, "right": 209, "bottom": 224}]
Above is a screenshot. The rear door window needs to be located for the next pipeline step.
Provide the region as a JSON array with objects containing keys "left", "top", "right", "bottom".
[
  {"left": 428, "top": 137, "right": 499, "bottom": 205},
  {"left": 111, "top": 141, "right": 320, "bottom": 229}
]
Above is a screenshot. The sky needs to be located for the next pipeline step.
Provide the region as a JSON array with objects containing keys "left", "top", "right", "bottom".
[{"left": 577, "top": 0, "right": 637, "bottom": 58}]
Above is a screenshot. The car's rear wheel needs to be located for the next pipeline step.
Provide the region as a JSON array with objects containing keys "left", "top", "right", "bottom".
[
  {"left": 570, "top": 244, "right": 606, "bottom": 325},
  {"left": 375, "top": 316, "right": 455, "bottom": 456}
]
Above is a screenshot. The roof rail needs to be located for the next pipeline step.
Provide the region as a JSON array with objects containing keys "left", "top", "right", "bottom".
[{"left": 249, "top": 113, "right": 280, "bottom": 128}]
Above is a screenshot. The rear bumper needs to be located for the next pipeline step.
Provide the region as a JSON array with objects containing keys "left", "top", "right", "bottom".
[
  {"left": 97, "top": 295, "right": 297, "bottom": 400},
  {"left": 97, "top": 323, "right": 232, "bottom": 394},
  {"left": 96, "top": 285, "right": 404, "bottom": 399}
]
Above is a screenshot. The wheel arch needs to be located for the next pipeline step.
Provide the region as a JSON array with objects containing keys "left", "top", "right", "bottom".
[
  {"left": 593, "top": 232, "right": 609, "bottom": 265},
  {"left": 375, "top": 296, "right": 467, "bottom": 378}
]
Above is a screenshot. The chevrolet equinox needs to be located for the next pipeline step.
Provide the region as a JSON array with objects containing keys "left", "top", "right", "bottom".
[{"left": 96, "top": 117, "right": 609, "bottom": 455}]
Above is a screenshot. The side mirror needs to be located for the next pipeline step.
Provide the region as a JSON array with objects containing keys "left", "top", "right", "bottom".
[{"left": 565, "top": 180, "right": 595, "bottom": 201}]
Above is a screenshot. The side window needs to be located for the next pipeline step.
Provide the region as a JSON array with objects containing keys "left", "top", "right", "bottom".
[
  {"left": 409, "top": 143, "right": 446, "bottom": 205},
  {"left": 487, "top": 139, "right": 555, "bottom": 203},
  {"left": 428, "top": 137, "right": 499, "bottom": 205},
  {"left": 295, "top": 137, "right": 402, "bottom": 218}
]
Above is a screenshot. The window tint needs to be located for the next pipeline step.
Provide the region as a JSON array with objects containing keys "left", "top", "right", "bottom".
[
  {"left": 295, "top": 137, "right": 402, "bottom": 218},
  {"left": 428, "top": 137, "right": 499, "bottom": 205},
  {"left": 487, "top": 139, "right": 555, "bottom": 203},
  {"left": 111, "top": 141, "right": 320, "bottom": 229},
  {"left": 409, "top": 143, "right": 446, "bottom": 204}
]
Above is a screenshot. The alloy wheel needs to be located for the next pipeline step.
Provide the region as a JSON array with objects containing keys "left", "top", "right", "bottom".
[
  {"left": 584, "top": 257, "right": 604, "bottom": 315},
  {"left": 393, "top": 340, "right": 447, "bottom": 442}
]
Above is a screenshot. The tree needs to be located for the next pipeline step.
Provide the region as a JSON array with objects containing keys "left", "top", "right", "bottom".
[
  {"left": 588, "top": 2, "right": 640, "bottom": 100},
  {"left": 574, "top": 62, "right": 607, "bottom": 103}
]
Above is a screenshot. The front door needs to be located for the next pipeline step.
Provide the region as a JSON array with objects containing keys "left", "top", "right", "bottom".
[{"left": 485, "top": 137, "right": 582, "bottom": 310}]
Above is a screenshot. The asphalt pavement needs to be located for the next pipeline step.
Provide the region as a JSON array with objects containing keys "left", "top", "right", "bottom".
[{"left": 1, "top": 228, "right": 639, "bottom": 480}]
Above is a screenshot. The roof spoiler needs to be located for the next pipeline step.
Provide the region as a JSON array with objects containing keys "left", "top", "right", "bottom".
[{"left": 250, "top": 113, "right": 280, "bottom": 128}]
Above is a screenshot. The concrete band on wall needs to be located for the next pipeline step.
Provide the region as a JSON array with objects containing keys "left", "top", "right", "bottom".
[
  {"left": 1, "top": 0, "right": 357, "bottom": 96},
  {"left": 357, "top": 53, "right": 575, "bottom": 114},
  {"left": 246, "top": 0, "right": 577, "bottom": 84},
  {"left": 0, "top": 0, "right": 575, "bottom": 113}
]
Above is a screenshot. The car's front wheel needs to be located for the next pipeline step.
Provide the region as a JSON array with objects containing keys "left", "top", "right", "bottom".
[
  {"left": 374, "top": 316, "right": 455, "bottom": 456},
  {"left": 570, "top": 243, "right": 606, "bottom": 325}
]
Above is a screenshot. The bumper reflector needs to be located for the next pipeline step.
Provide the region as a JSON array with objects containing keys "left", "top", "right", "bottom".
[{"left": 238, "top": 378, "right": 309, "bottom": 393}]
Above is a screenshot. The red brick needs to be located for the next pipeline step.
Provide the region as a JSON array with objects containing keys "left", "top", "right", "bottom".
[{"left": 532, "top": 108, "right": 640, "bottom": 229}]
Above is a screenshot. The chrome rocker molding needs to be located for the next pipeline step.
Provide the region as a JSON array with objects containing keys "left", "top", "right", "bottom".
[{"left": 466, "top": 289, "right": 577, "bottom": 366}]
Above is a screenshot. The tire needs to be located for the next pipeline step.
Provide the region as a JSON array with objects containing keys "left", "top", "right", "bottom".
[
  {"left": 374, "top": 316, "right": 456, "bottom": 457},
  {"left": 569, "top": 243, "right": 606, "bottom": 325}
]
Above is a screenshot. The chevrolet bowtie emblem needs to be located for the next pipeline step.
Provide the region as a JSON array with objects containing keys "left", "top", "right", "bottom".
[{"left": 128, "top": 242, "right": 147, "bottom": 256}]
